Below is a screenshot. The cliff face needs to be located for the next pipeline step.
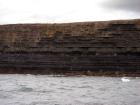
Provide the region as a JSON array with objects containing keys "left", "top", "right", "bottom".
[{"left": 0, "top": 19, "right": 140, "bottom": 74}]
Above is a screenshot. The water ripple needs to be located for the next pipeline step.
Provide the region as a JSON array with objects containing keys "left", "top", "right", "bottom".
[{"left": 0, "top": 74, "right": 139, "bottom": 105}]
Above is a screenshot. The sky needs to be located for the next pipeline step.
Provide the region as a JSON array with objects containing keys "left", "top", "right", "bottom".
[{"left": 0, "top": 0, "right": 140, "bottom": 24}]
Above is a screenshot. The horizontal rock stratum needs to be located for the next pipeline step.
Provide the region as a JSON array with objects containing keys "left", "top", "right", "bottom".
[{"left": 0, "top": 19, "right": 140, "bottom": 76}]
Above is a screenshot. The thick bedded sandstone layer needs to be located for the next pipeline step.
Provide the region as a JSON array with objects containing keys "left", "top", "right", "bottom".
[{"left": 0, "top": 19, "right": 140, "bottom": 76}]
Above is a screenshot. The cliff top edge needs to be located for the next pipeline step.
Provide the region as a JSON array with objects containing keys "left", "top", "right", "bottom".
[{"left": 1, "top": 19, "right": 140, "bottom": 26}]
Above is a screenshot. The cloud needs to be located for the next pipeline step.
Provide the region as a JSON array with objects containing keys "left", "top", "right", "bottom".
[
  {"left": 0, "top": 0, "right": 140, "bottom": 24},
  {"left": 102, "top": 0, "right": 140, "bottom": 13}
]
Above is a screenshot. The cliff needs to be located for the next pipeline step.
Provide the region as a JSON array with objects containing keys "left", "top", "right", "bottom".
[{"left": 0, "top": 19, "right": 140, "bottom": 76}]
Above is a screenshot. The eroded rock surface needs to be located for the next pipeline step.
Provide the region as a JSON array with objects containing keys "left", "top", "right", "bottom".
[{"left": 0, "top": 19, "right": 140, "bottom": 75}]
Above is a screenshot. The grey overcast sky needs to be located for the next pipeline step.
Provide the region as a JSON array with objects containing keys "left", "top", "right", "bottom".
[
  {"left": 0, "top": 0, "right": 140, "bottom": 24},
  {"left": 102, "top": 0, "right": 140, "bottom": 13}
]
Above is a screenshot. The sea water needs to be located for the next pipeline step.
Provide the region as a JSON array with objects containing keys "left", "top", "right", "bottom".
[{"left": 0, "top": 74, "right": 140, "bottom": 105}]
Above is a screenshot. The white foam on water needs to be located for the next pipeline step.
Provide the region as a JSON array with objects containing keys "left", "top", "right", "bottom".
[{"left": 121, "top": 77, "right": 130, "bottom": 82}]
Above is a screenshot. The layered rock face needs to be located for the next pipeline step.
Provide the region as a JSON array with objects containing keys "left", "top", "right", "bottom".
[{"left": 0, "top": 19, "right": 140, "bottom": 74}]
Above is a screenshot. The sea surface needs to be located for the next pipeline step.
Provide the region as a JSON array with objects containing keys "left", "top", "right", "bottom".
[{"left": 0, "top": 74, "right": 140, "bottom": 105}]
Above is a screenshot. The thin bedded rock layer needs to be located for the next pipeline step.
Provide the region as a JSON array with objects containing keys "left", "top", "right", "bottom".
[{"left": 0, "top": 19, "right": 140, "bottom": 75}]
